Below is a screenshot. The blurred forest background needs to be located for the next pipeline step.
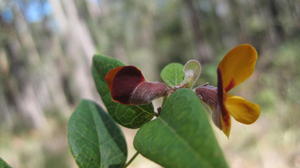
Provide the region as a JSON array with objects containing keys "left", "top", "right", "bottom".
[{"left": 0, "top": 0, "right": 300, "bottom": 167}]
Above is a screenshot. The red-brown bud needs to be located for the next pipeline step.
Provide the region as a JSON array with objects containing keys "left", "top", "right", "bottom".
[
  {"left": 105, "top": 66, "right": 170, "bottom": 105},
  {"left": 195, "top": 84, "right": 229, "bottom": 133},
  {"left": 195, "top": 84, "right": 218, "bottom": 110},
  {"left": 130, "top": 82, "right": 169, "bottom": 104}
]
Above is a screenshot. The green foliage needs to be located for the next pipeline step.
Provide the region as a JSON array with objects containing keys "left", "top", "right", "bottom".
[
  {"left": 68, "top": 100, "right": 127, "bottom": 168},
  {"left": 134, "top": 89, "right": 228, "bottom": 168},
  {"left": 92, "top": 55, "right": 155, "bottom": 128},
  {"left": 160, "top": 63, "right": 184, "bottom": 86},
  {"left": 0, "top": 158, "right": 12, "bottom": 168},
  {"left": 67, "top": 56, "right": 230, "bottom": 168}
]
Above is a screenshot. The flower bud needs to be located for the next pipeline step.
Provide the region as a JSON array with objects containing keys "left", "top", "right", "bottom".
[
  {"left": 195, "top": 84, "right": 223, "bottom": 130},
  {"left": 195, "top": 84, "right": 218, "bottom": 110},
  {"left": 105, "top": 66, "right": 170, "bottom": 105}
]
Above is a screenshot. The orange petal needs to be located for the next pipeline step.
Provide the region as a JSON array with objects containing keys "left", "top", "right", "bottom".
[
  {"left": 225, "top": 95, "right": 260, "bottom": 124},
  {"left": 218, "top": 44, "right": 258, "bottom": 92}
]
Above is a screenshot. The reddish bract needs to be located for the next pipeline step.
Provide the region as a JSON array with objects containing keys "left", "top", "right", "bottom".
[{"left": 105, "top": 66, "right": 169, "bottom": 105}]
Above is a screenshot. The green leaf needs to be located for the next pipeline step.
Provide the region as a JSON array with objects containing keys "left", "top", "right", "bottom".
[
  {"left": 182, "top": 59, "right": 202, "bottom": 88},
  {"left": 160, "top": 63, "right": 184, "bottom": 86},
  {"left": 134, "top": 89, "right": 229, "bottom": 168},
  {"left": 92, "top": 55, "right": 155, "bottom": 128},
  {"left": 68, "top": 100, "right": 127, "bottom": 168},
  {"left": 0, "top": 158, "right": 12, "bottom": 168}
]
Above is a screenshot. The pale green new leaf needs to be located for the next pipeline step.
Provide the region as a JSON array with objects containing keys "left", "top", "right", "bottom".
[
  {"left": 160, "top": 63, "right": 184, "bottom": 86},
  {"left": 68, "top": 100, "right": 127, "bottom": 168},
  {"left": 134, "top": 89, "right": 229, "bottom": 168},
  {"left": 182, "top": 59, "right": 201, "bottom": 88}
]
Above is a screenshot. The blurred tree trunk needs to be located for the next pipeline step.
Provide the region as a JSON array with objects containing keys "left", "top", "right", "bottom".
[
  {"left": 267, "top": 0, "right": 285, "bottom": 41},
  {"left": 227, "top": 0, "right": 248, "bottom": 42},
  {"left": 183, "top": 0, "right": 213, "bottom": 64},
  {"left": 50, "top": 0, "right": 98, "bottom": 100},
  {"left": 10, "top": 4, "right": 46, "bottom": 129},
  {"left": 210, "top": 0, "right": 224, "bottom": 48},
  {"left": 1, "top": 0, "right": 100, "bottom": 131},
  {"left": 124, "top": 1, "right": 158, "bottom": 79}
]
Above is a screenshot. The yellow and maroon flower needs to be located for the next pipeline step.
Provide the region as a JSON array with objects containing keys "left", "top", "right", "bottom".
[
  {"left": 105, "top": 66, "right": 170, "bottom": 105},
  {"left": 196, "top": 44, "right": 260, "bottom": 136}
]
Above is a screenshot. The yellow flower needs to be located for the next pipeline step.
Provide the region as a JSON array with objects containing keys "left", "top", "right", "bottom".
[{"left": 196, "top": 44, "right": 260, "bottom": 136}]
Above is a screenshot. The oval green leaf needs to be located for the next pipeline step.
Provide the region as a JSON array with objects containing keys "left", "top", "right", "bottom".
[
  {"left": 92, "top": 55, "right": 155, "bottom": 128},
  {"left": 134, "top": 89, "right": 229, "bottom": 168},
  {"left": 0, "top": 158, "right": 12, "bottom": 168},
  {"left": 160, "top": 63, "right": 184, "bottom": 86},
  {"left": 68, "top": 99, "right": 127, "bottom": 168}
]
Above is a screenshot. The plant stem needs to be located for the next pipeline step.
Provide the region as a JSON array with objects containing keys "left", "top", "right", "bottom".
[{"left": 123, "top": 152, "right": 139, "bottom": 168}]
